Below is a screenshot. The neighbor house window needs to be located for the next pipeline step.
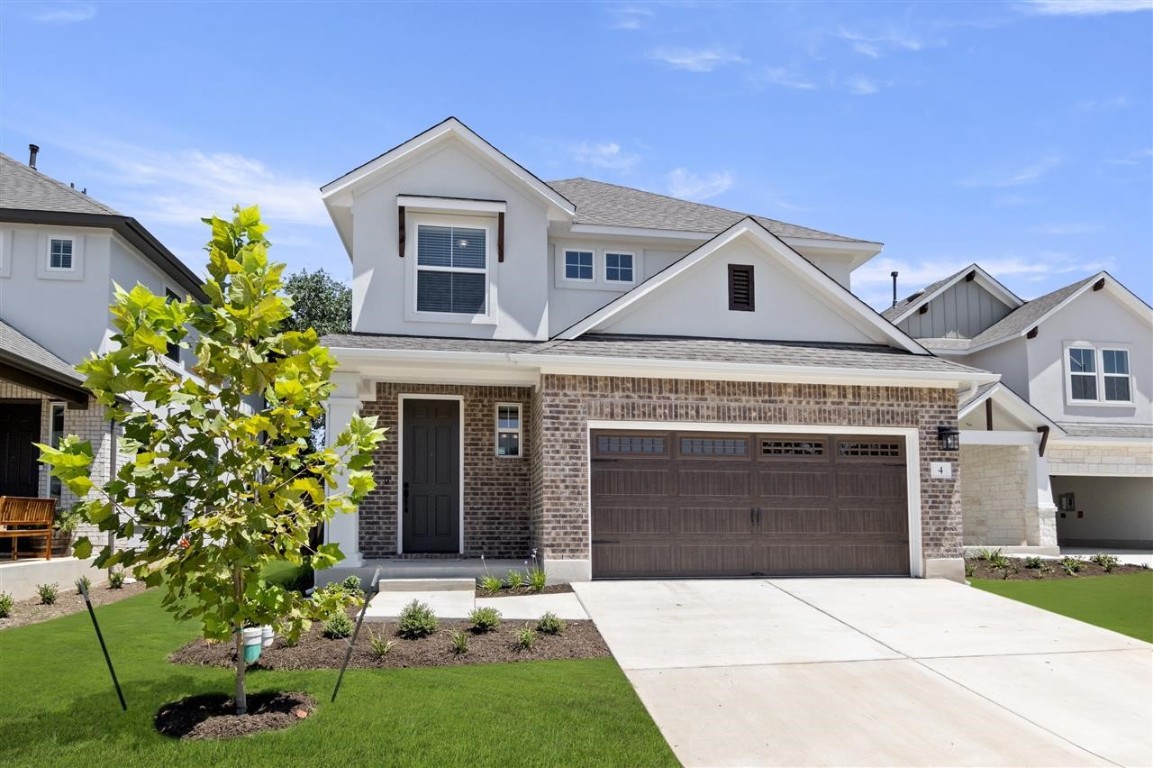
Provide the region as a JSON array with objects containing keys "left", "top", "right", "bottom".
[
  {"left": 49, "top": 403, "right": 65, "bottom": 499},
  {"left": 496, "top": 404, "right": 522, "bottom": 457},
  {"left": 564, "top": 250, "right": 594, "bottom": 281},
  {"left": 165, "top": 289, "right": 181, "bottom": 363},
  {"left": 416, "top": 224, "right": 487, "bottom": 314},
  {"left": 605, "top": 252, "right": 634, "bottom": 283},
  {"left": 1068, "top": 346, "right": 1131, "bottom": 403},
  {"left": 48, "top": 238, "right": 74, "bottom": 270}
]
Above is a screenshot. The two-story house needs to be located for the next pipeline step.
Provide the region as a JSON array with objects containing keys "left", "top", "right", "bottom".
[
  {"left": 0, "top": 149, "right": 206, "bottom": 558},
  {"left": 319, "top": 118, "right": 997, "bottom": 585},
  {"left": 885, "top": 265, "right": 1153, "bottom": 551}
]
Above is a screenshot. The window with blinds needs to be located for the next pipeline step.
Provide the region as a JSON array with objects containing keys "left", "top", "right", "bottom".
[{"left": 416, "top": 224, "right": 487, "bottom": 314}]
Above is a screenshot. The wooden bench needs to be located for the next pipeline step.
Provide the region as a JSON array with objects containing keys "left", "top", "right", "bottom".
[{"left": 0, "top": 496, "right": 57, "bottom": 560}]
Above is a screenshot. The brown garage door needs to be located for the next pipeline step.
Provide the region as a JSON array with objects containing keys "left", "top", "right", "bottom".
[{"left": 591, "top": 430, "right": 909, "bottom": 578}]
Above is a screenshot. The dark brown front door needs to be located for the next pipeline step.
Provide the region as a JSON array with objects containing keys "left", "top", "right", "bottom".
[
  {"left": 0, "top": 402, "right": 43, "bottom": 497},
  {"left": 403, "top": 399, "right": 460, "bottom": 553},
  {"left": 591, "top": 431, "right": 909, "bottom": 578}
]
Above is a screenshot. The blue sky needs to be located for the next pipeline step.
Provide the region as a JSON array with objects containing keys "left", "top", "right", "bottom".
[{"left": 1, "top": 0, "right": 1150, "bottom": 309}]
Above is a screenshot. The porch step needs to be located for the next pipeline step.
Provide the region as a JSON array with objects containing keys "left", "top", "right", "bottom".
[{"left": 377, "top": 578, "right": 475, "bottom": 593}]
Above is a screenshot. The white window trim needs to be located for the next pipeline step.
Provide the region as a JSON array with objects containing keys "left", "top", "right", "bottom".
[
  {"left": 47, "top": 402, "right": 66, "bottom": 498},
  {"left": 1064, "top": 342, "right": 1133, "bottom": 406},
  {"left": 47, "top": 236, "right": 76, "bottom": 271},
  {"left": 603, "top": 250, "right": 637, "bottom": 287},
  {"left": 561, "top": 248, "right": 596, "bottom": 284},
  {"left": 404, "top": 213, "right": 497, "bottom": 325},
  {"left": 554, "top": 245, "right": 644, "bottom": 291},
  {"left": 495, "top": 402, "right": 523, "bottom": 458}
]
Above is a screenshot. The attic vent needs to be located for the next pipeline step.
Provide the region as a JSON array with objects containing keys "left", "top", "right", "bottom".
[{"left": 728, "top": 264, "right": 754, "bottom": 312}]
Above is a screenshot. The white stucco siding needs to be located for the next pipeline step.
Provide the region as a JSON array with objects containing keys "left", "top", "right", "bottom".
[
  {"left": 1025, "top": 289, "right": 1153, "bottom": 425},
  {"left": 108, "top": 236, "right": 201, "bottom": 367},
  {"left": 968, "top": 339, "right": 1030, "bottom": 400},
  {"left": 349, "top": 141, "right": 550, "bottom": 340},
  {"left": 597, "top": 238, "right": 876, "bottom": 343},
  {"left": 800, "top": 253, "right": 852, "bottom": 290},
  {"left": 1051, "top": 475, "right": 1153, "bottom": 546}
]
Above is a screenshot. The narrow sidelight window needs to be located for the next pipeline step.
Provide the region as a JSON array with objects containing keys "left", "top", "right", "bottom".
[
  {"left": 728, "top": 264, "right": 754, "bottom": 311},
  {"left": 49, "top": 402, "right": 65, "bottom": 498},
  {"left": 495, "top": 403, "right": 522, "bottom": 457}
]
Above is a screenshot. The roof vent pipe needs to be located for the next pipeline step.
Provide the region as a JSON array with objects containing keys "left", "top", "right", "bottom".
[
  {"left": 28, "top": 144, "right": 39, "bottom": 169},
  {"left": 890, "top": 271, "right": 899, "bottom": 307}
]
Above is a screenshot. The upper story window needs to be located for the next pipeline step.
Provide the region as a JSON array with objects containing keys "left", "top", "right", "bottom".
[
  {"left": 605, "top": 252, "right": 634, "bottom": 283},
  {"left": 564, "top": 250, "right": 594, "bottom": 281},
  {"left": 1067, "top": 345, "right": 1131, "bottom": 404},
  {"left": 416, "top": 224, "right": 488, "bottom": 315},
  {"left": 48, "top": 238, "right": 74, "bottom": 270},
  {"left": 165, "top": 289, "right": 181, "bottom": 363}
]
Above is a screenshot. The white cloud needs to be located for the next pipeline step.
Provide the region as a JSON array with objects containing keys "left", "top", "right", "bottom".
[
  {"left": 26, "top": 2, "right": 95, "bottom": 23},
  {"left": 667, "top": 168, "right": 734, "bottom": 201},
  {"left": 1107, "top": 148, "right": 1153, "bottom": 166},
  {"left": 960, "top": 156, "right": 1062, "bottom": 188},
  {"left": 1075, "top": 95, "right": 1129, "bottom": 111},
  {"left": 845, "top": 74, "right": 879, "bottom": 95},
  {"left": 572, "top": 141, "right": 639, "bottom": 171},
  {"left": 609, "top": 6, "right": 653, "bottom": 30},
  {"left": 647, "top": 47, "right": 747, "bottom": 72},
  {"left": 1035, "top": 222, "right": 1102, "bottom": 235},
  {"left": 757, "top": 67, "right": 818, "bottom": 90},
  {"left": 837, "top": 27, "right": 933, "bottom": 58},
  {"left": 1020, "top": 0, "right": 1152, "bottom": 15}
]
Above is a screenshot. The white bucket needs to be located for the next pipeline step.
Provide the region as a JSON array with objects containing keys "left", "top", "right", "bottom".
[
  {"left": 262, "top": 625, "right": 274, "bottom": 648},
  {"left": 242, "top": 626, "right": 264, "bottom": 663}
]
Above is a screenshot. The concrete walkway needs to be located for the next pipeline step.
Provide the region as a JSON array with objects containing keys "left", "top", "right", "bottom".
[{"left": 573, "top": 579, "right": 1152, "bottom": 768}]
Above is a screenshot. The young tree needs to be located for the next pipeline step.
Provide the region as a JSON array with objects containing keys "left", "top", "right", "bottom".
[
  {"left": 40, "top": 207, "right": 384, "bottom": 715},
  {"left": 282, "top": 268, "right": 352, "bottom": 336}
]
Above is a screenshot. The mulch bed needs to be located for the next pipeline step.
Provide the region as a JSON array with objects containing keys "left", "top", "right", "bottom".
[
  {"left": 155, "top": 691, "right": 314, "bottom": 741},
  {"left": 171, "top": 615, "right": 609, "bottom": 670},
  {"left": 0, "top": 581, "right": 149, "bottom": 631},
  {"left": 475, "top": 583, "right": 573, "bottom": 598},
  {"left": 968, "top": 556, "right": 1148, "bottom": 581}
]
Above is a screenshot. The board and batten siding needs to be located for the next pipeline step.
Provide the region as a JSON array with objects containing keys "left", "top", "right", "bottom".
[{"left": 899, "top": 279, "right": 1014, "bottom": 339}]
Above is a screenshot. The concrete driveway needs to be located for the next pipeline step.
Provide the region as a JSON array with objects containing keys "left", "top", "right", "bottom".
[{"left": 572, "top": 579, "right": 1152, "bottom": 767}]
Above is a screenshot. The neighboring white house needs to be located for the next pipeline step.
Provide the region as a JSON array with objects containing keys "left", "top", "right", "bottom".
[
  {"left": 319, "top": 117, "right": 997, "bottom": 585},
  {"left": 0, "top": 148, "right": 206, "bottom": 550},
  {"left": 885, "top": 265, "right": 1153, "bottom": 550}
]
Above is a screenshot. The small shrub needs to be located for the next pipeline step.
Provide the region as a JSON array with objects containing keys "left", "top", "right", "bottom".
[
  {"left": 37, "top": 583, "right": 59, "bottom": 605},
  {"left": 988, "top": 550, "right": 1011, "bottom": 570},
  {"left": 527, "top": 568, "right": 547, "bottom": 593},
  {"left": 1090, "top": 553, "right": 1120, "bottom": 572},
  {"left": 1061, "top": 556, "right": 1082, "bottom": 576},
  {"left": 450, "top": 630, "right": 470, "bottom": 656},
  {"left": 108, "top": 570, "right": 125, "bottom": 589},
  {"left": 469, "top": 606, "right": 502, "bottom": 633},
  {"left": 0, "top": 592, "right": 13, "bottom": 618},
  {"left": 369, "top": 630, "right": 395, "bottom": 658},
  {"left": 323, "top": 611, "right": 354, "bottom": 639},
  {"left": 397, "top": 599, "right": 439, "bottom": 639},
  {"left": 515, "top": 625, "right": 536, "bottom": 651},
  {"left": 975, "top": 547, "right": 999, "bottom": 561},
  {"left": 75, "top": 575, "right": 92, "bottom": 594},
  {"left": 341, "top": 575, "right": 364, "bottom": 594},
  {"left": 536, "top": 611, "right": 565, "bottom": 635},
  {"left": 505, "top": 570, "right": 526, "bottom": 589},
  {"left": 1024, "top": 556, "right": 1044, "bottom": 569},
  {"left": 964, "top": 562, "right": 974, "bottom": 578},
  {"left": 478, "top": 575, "right": 503, "bottom": 595}
]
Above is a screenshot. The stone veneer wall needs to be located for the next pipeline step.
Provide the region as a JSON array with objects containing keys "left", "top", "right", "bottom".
[
  {"left": 532, "top": 375, "right": 962, "bottom": 565},
  {"left": 358, "top": 382, "right": 534, "bottom": 558},
  {"left": 959, "top": 444, "right": 1031, "bottom": 545},
  {"left": 1047, "top": 442, "right": 1153, "bottom": 477}
]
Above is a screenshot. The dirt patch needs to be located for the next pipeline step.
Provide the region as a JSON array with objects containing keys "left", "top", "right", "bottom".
[
  {"left": 474, "top": 583, "right": 574, "bottom": 598},
  {"left": 0, "top": 581, "right": 149, "bottom": 631},
  {"left": 171, "top": 615, "right": 609, "bottom": 670},
  {"left": 967, "top": 555, "right": 1148, "bottom": 581},
  {"left": 155, "top": 691, "right": 314, "bottom": 741}
]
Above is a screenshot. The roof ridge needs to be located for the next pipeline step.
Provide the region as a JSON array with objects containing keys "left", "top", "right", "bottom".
[{"left": 548, "top": 176, "right": 749, "bottom": 219}]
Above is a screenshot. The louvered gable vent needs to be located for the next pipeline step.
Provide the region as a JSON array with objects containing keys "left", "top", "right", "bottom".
[{"left": 728, "top": 264, "right": 754, "bottom": 311}]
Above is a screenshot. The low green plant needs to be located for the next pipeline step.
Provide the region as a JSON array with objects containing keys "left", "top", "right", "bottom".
[
  {"left": 36, "top": 583, "right": 59, "bottom": 605},
  {"left": 478, "top": 575, "right": 503, "bottom": 595},
  {"left": 323, "top": 611, "right": 354, "bottom": 639},
  {"left": 397, "top": 599, "right": 439, "bottom": 639},
  {"left": 75, "top": 575, "right": 92, "bottom": 594},
  {"left": 0, "top": 591, "right": 12, "bottom": 618},
  {"left": 1061, "top": 556, "right": 1083, "bottom": 576},
  {"left": 974, "top": 547, "right": 999, "bottom": 561},
  {"left": 537, "top": 612, "right": 565, "bottom": 635},
  {"left": 316, "top": 577, "right": 365, "bottom": 605},
  {"left": 450, "top": 630, "right": 470, "bottom": 656},
  {"left": 107, "top": 569, "right": 125, "bottom": 589},
  {"left": 527, "top": 568, "right": 547, "bottom": 593},
  {"left": 988, "top": 550, "right": 1011, "bottom": 570},
  {"left": 515, "top": 625, "right": 537, "bottom": 651},
  {"left": 1024, "top": 556, "right": 1044, "bottom": 569},
  {"left": 369, "top": 630, "right": 395, "bottom": 658},
  {"left": 964, "top": 562, "right": 974, "bottom": 578},
  {"left": 1091, "top": 553, "right": 1120, "bottom": 573},
  {"left": 506, "top": 569, "right": 526, "bottom": 589},
  {"left": 469, "top": 606, "right": 502, "bottom": 633}
]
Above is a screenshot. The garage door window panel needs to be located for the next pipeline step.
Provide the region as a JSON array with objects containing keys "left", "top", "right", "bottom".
[
  {"left": 760, "top": 438, "right": 828, "bottom": 458},
  {"left": 594, "top": 434, "right": 668, "bottom": 457},
  {"left": 678, "top": 436, "right": 749, "bottom": 458}
]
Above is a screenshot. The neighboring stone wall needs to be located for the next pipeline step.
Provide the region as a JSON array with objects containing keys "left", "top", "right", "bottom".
[
  {"left": 960, "top": 444, "right": 1031, "bottom": 545},
  {"left": 358, "top": 383, "right": 534, "bottom": 559},
  {"left": 532, "top": 375, "right": 961, "bottom": 564},
  {"left": 1048, "top": 442, "right": 1153, "bottom": 477}
]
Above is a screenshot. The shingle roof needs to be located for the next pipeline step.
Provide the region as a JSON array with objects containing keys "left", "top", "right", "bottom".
[
  {"left": 1057, "top": 423, "right": 1153, "bottom": 440},
  {"left": 546, "top": 178, "right": 868, "bottom": 244},
  {"left": 958, "top": 382, "right": 999, "bottom": 410},
  {"left": 0, "top": 152, "right": 120, "bottom": 215},
  {"left": 322, "top": 332, "right": 981, "bottom": 375},
  {"left": 880, "top": 267, "right": 969, "bottom": 321},
  {"left": 0, "top": 318, "right": 85, "bottom": 384}
]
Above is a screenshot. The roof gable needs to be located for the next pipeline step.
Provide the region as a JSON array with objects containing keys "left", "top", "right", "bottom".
[
  {"left": 883, "top": 264, "right": 1022, "bottom": 324},
  {"left": 558, "top": 218, "right": 927, "bottom": 353},
  {"left": 958, "top": 382, "right": 1064, "bottom": 434}
]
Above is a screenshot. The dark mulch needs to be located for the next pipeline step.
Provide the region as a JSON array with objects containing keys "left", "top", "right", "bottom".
[
  {"left": 968, "top": 556, "right": 1148, "bottom": 581},
  {"left": 155, "top": 691, "right": 314, "bottom": 741},
  {"left": 171, "top": 616, "right": 609, "bottom": 670},
  {"left": 0, "top": 580, "right": 149, "bottom": 630},
  {"left": 474, "top": 583, "right": 574, "bottom": 598}
]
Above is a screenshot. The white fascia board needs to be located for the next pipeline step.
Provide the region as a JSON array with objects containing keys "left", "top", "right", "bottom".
[
  {"left": 960, "top": 430, "right": 1040, "bottom": 446},
  {"left": 396, "top": 195, "right": 507, "bottom": 214},
  {"left": 889, "top": 264, "right": 1023, "bottom": 325},
  {"left": 958, "top": 382, "right": 1065, "bottom": 434}
]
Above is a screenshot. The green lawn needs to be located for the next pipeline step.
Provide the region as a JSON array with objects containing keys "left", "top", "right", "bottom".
[
  {"left": 972, "top": 571, "right": 1153, "bottom": 643},
  {"left": 0, "top": 590, "right": 676, "bottom": 767}
]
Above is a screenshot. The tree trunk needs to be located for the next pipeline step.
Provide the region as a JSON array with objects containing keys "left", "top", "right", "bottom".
[{"left": 233, "top": 567, "right": 247, "bottom": 716}]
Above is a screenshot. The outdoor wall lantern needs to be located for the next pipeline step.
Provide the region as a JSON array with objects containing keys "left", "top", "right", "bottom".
[{"left": 937, "top": 426, "right": 961, "bottom": 451}]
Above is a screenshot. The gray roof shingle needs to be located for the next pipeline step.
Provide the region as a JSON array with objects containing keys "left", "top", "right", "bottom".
[
  {"left": 546, "top": 178, "right": 869, "bottom": 244},
  {"left": 321, "top": 333, "right": 542, "bottom": 354},
  {"left": 968, "top": 276, "right": 1097, "bottom": 348},
  {"left": 0, "top": 319, "right": 85, "bottom": 384},
  {"left": 1058, "top": 423, "right": 1153, "bottom": 440},
  {"left": 0, "top": 152, "right": 120, "bottom": 215}
]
